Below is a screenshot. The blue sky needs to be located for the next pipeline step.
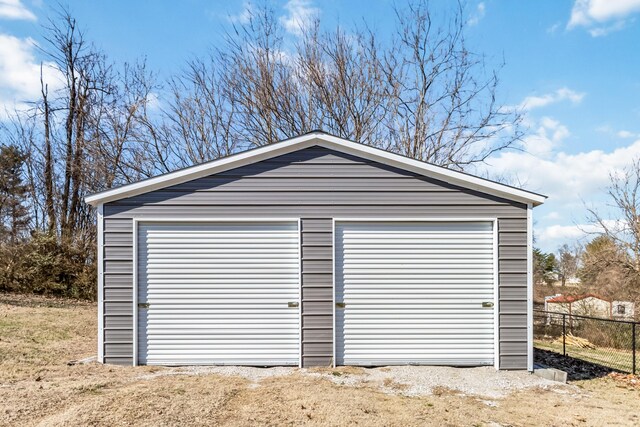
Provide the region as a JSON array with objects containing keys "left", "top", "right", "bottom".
[{"left": 1, "top": 0, "right": 640, "bottom": 253}]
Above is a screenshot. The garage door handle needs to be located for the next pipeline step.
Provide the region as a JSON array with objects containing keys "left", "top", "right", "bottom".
[
  {"left": 288, "top": 302, "right": 299, "bottom": 308},
  {"left": 138, "top": 302, "right": 150, "bottom": 309},
  {"left": 482, "top": 302, "right": 494, "bottom": 308},
  {"left": 335, "top": 302, "right": 346, "bottom": 309}
]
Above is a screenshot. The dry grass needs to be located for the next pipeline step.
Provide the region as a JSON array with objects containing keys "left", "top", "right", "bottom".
[{"left": 1, "top": 293, "right": 640, "bottom": 426}]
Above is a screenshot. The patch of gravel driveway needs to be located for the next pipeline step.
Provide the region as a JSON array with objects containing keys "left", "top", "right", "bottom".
[
  {"left": 139, "top": 365, "right": 568, "bottom": 399},
  {"left": 309, "top": 366, "right": 567, "bottom": 398}
]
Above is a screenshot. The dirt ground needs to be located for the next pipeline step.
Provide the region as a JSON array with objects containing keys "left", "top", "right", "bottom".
[{"left": 1, "top": 294, "right": 640, "bottom": 427}]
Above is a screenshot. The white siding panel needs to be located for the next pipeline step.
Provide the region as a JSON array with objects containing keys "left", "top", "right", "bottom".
[
  {"left": 137, "top": 222, "right": 300, "bottom": 365},
  {"left": 335, "top": 221, "right": 495, "bottom": 366}
]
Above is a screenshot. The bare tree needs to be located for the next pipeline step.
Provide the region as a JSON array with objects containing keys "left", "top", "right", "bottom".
[
  {"left": 556, "top": 244, "right": 581, "bottom": 287},
  {"left": 585, "top": 158, "right": 640, "bottom": 300},
  {"left": 0, "top": 2, "right": 525, "bottom": 299},
  {"left": 5, "top": 9, "right": 161, "bottom": 240},
  {"left": 88, "top": 60, "right": 165, "bottom": 184},
  {"left": 40, "top": 66, "right": 56, "bottom": 233},
  {"left": 166, "top": 1, "right": 521, "bottom": 169},
  {"left": 578, "top": 235, "right": 630, "bottom": 299},
  {"left": 384, "top": 2, "right": 521, "bottom": 168},
  {"left": 163, "top": 56, "right": 239, "bottom": 167}
]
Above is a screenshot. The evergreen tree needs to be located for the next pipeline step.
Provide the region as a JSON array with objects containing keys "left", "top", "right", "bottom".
[{"left": 0, "top": 145, "right": 31, "bottom": 243}]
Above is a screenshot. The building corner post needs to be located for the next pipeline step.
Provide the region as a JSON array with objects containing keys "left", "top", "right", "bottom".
[
  {"left": 97, "top": 203, "right": 104, "bottom": 363},
  {"left": 527, "top": 204, "right": 534, "bottom": 372}
]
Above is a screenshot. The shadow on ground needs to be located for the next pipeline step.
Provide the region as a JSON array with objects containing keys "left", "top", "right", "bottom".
[{"left": 534, "top": 348, "right": 618, "bottom": 381}]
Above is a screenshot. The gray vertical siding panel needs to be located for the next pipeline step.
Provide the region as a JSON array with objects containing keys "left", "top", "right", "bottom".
[
  {"left": 300, "top": 218, "right": 334, "bottom": 367},
  {"left": 498, "top": 218, "right": 528, "bottom": 369},
  {"left": 103, "top": 217, "right": 134, "bottom": 366},
  {"left": 102, "top": 146, "right": 529, "bottom": 368}
]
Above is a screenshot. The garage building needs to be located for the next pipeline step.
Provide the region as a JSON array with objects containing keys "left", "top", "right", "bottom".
[{"left": 85, "top": 131, "right": 545, "bottom": 370}]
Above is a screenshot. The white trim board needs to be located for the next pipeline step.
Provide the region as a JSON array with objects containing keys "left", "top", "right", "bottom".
[
  {"left": 132, "top": 219, "right": 139, "bottom": 366},
  {"left": 331, "top": 218, "right": 337, "bottom": 369},
  {"left": 526, "top": 204, "right": 534, "bottom": 372},
  {"left": 85, "top": 132, "right": 546, "bottom": 207},
  {"left": 97, "top": 204, "right": 104, "bottom": 363},
  {"left": 492, "top": 218, "right": 500, "bottom": 370},
  {"left": 297, "top": 218, "right": 303, "bottom": 369}
]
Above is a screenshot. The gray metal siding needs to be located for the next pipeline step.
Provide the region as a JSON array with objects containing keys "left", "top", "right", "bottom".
[
  {"left": 498, "top": 219, "right": 528, "bottom": 369},
  {"left": 301, "top": 218, "right": 333, "bottom": 367},
  {"left": 102, "top": 146, "right": 528, "bottom": 369},
  {"left": 103, "top": 217, "right": 134, "bottom": 366}
]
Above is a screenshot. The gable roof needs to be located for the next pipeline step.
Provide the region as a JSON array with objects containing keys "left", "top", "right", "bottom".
[
  {"left": 546, "top": 294, "right": 611, "bottom": 304},
  {"left": 85, "top": 131, "right": 547, "bottom": 206}
]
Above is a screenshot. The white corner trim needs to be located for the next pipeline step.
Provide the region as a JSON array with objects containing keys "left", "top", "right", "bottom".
[
  {"left": 332, "top": 218, "right": 337, "bottom": 368},
  {"left": 527, "top": 204, "right": 534, "bottom": 372},
  {"left": 297, "top": 218, "right": 303, "bottom": 369},
  {"left": 132, "top": 218, "right": 139, "bottom": 367},
  {"left": 493, "top": 219, "right": 500, "bottom": 370},
  {"left": 97, "top": 204, "right": 104, "bottom": 363},
  {"left": 85, "top": 133, "right": 546, "bottom": 207}
]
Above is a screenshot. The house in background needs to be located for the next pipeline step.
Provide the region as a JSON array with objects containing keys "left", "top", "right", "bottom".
[
  {"left": 612, "top": 300, "right": 635, "bottom": 320},
  {"left": 545, "top": 293, "right": 635, "bottom": 320},
  {"left": 85, "top": 131, "right": 546, "bottom": 371}
]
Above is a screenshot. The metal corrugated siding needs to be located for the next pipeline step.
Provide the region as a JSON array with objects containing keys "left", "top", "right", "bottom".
[
  {"left": 335, "top": 221, "right": 496, "bottom": 366},
  {"left": 101, "top": 146, "right": 529, "bottom": 368},
  {"left": 137, "top": 222, "right": 300, "bottom": 365},
  {"left": 300, "top": 218, "right": 333, "bottom": 367},
  {"left": 498, "top": 219, "right": 528, "bottom": 369},
  {"left": 103, "top": 217, "right": 134, "bottom": 366}
]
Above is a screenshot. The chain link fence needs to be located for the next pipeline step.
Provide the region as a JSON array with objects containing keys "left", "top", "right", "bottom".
[{"left": 534, "top": 309, "right": 638, "bottom": 374}]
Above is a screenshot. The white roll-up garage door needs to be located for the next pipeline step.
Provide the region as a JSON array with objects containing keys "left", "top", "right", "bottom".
[
  {"left": 137, "top": 221, "right": 300, "bottom": 366},
  {"left": 335, "top": 221, "right": 496, "bottom": 366}
]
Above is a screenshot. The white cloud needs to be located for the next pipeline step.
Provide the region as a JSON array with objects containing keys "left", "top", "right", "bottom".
[
  {"left": 502, "top": 88, "right": 637, "bottom": 251},
  {"left": 588, "top": 19, "right": 628, "bottom": 36},
  {"left": 146, "top": 92, "right": 162, "bottom": 112},
  {"left": 521, "top": 116, "right": 570, "bottom": 156},
  {"left": 484, "top": 104, "right": 640, "bottom": 251},
  {"left": 568, "top": 0, "right": 640, "bottom": 36},
  {"left": 279, "top": 0, "right": 319, "bottom": 36},
  {"left": 569, "top": 0, "right": 640, "bottom": 26},
  {"left": 467, "top": 2, "right": 486, "bottom": 26},
  {"left": 538, "top": 224, "right": 590, "bottom": 242},
  {"left": 536, "top": 223, "right": 594, "bottom": 249},
  {"left": 537, "top": 220, "right": 620, "bottom": 249},
  {"left": 519, "top": 87, "right": 585, "bottom": 111},
  {"left": 617, "top": 130, "right": 639, "bottom": 138},
  {"left": 486, "top": 135, "right": 640, "bottom": 206},
  {"left": 543, "top": 211, "right": 562, "bottom": 220},
  {"left": 0, "top": 0, "right": 36, "bottom": 21},
  {"left": 0, "top": 33, "right": 60, "bottom": 119},
  {"left": 547, "top": 22, "right": 562, "bottom": 34},
  {"left": 228, "top": 2, "right": 253, "bottom": 25}
]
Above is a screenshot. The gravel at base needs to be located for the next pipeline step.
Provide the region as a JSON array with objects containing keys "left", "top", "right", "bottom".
[
  {"left": 139, "top": 365, "right": 567, "bottom": 398},
  {"left": 314, "top": 366, "right": 564, "bottom": 398}
]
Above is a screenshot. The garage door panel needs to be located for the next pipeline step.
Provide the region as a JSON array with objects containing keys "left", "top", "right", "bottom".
[
  {"left": 138, "top": 222, "right": 300, "bottom": 366},
  {"left": 336, "top": 221, "right": 495, "bottom": 366}
]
